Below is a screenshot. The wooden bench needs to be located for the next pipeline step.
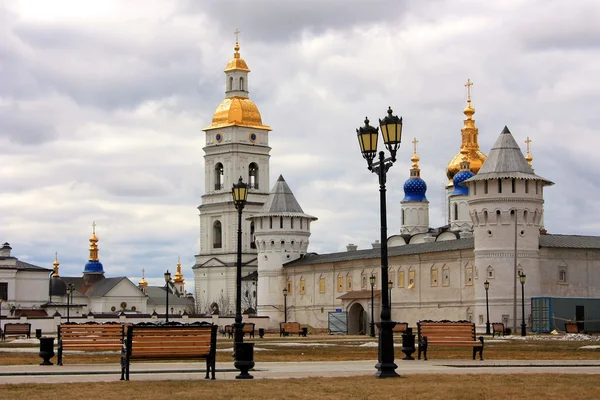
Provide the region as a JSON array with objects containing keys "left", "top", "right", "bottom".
[
  {"left": 243, "top": 323, "right": 255, "bottom": 338},
  {"left": 57, "top": 323, "right": 125, "bottom": 365},
  {"left": 1, "top": 323, "right": 31, "bottom": 340},
  {"left": 280, "top": 322, "right": 305, "bottom": 337},
  {"left": 565, "top": 322, "right": 580, "bottom": 334},
  {"left": 121, "top": 322, "right": 217, "bottom": 381},
  {"left": 492, "top": 322, "right": 506, "bottom": 337},
  {"left": 417, "top": 320, "right": 484, "bottom": 361}
]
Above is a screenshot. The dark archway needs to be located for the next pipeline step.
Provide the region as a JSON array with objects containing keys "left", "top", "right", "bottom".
[{"left": 348, "top": 302, "right": 367, "bottom": 335}]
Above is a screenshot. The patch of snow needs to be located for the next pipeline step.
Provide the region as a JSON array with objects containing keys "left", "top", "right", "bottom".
[{"left": 579, "top": 345, "right": 600, "bottom": 349}]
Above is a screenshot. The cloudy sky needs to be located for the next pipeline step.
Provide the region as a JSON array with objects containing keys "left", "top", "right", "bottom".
[{"left": 1, "top": 0, "right": 599, "bottom": 293}]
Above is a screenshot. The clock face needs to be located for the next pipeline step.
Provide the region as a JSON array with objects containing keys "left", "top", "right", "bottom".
[
  {"left": 249, "top": 133, "right": 257, "bottom": 143},
  {"left": 216, "top": 133, "right": 223, "bottom": 143}
]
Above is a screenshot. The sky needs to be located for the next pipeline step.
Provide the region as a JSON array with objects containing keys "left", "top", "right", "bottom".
[{"left": 1, "top": 0, "right": 599, "bottom": 294}]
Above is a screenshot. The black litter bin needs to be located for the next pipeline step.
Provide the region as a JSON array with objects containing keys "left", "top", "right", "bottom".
[
  {"left": 35, "top": 329, "right": 42, "bottom": 339},
  {"left": 401, "top": 327, "right": 416, "bottom": 360},
  {"left": 39, "top": 337, "right": 55, "bottom": 365},
  {"left": 258, "top": 328, "right": 265, "bottom": 338}
]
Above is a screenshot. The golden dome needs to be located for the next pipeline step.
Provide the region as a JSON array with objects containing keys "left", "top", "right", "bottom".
[
  {"left": 224, "top": 41, "right": 250, "bottom": 72},
  {"left": 174, "top": 257, "right": 184, "bottom": 284},
  {"left": 205, "top": 96, "right": 271, "bottom": 131},
  {"left": 139, "top": 268, "right": 148, "bottom": 287},
  {"left": 52, "top": 252, "right": 60, "bottom": 278}
]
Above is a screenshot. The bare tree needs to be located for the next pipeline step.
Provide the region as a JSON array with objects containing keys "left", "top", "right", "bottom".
[
  {"left": 242, "top": 286, "right": 257, "bottom": 314},
  {"left": 215, "top": 292, "right": 233, "bottom": 315}
]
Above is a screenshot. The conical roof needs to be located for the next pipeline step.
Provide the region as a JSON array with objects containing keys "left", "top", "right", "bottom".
[
  {"left": 465, "top": 126, "right": 553, "bottom": 185},
  {"left": 250, "top": 175, "right": 317, "bottom": 219}
]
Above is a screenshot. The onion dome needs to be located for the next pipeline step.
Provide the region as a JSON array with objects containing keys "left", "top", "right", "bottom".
[
  {"left": 52, "top": 251, "right": 60, "bottom": 278},
  {"left": 402, "top": 138, "right": 428, "bottom": 202},
  {"left": 138, "top": 268, "right": 148, "bottom": 287},
  {"left": 446, "top": 79, "right": 487, "bottom": 186},
  {"left": 50, "top": 252, "right": 67, "bottom": 296},
  {"left": 174, "top": 257, "right": 184, "bottom": 284},
  {"left": 84, "top": 222, "right": 104, "bottom": 274},
  {"left": 224, "top": 36, "right": 250, "bottom": 72},
  {"left": 452, "top": 149, "right": 475, "bottom": 195}
]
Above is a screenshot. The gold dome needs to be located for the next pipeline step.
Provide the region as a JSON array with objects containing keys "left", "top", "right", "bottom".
[
  {"left": 174, "top": 257, "right": 184, "bottom": 284},
  {"left": 205, "top": 96, "right": 271, "bottom": 131},
  {"left": 224, "top": 41, "right": 250, "bottom": 72},
  {"left": 139, "top": 268, "right": 148, "bottom": 287}
]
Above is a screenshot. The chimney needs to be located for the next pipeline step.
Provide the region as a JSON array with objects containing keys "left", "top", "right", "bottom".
[
  {"left": 372, "top": 240, "right": 381, "bottom": 249},
  {"left": 346, "top": 244, "right": 358, "bottom": 252},
  {"left": 0, "top": 242, "right": 12, "bottom": 257}
]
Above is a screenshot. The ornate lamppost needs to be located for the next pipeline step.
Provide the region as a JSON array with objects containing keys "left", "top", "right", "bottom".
[
  {"left": 283, "top": 287, "right": 288, "bottom": 323},
  {"left": 388, "top": 280, "right": 393, "bottom": 310},
  {"left": 369, "top": 275, "right": 376, "bottom": 338},
  {"left": 520, "top": 273, "right": 527, "bottom": 337},
  {"left": 232, "top": 176, "right": 253, "bottom": 379},
  {"left": 66, "top": 284, "right": 74, "bottom": 323},
  {"left": 484, "top": 280, "right": 491, "bottom": 335},
  {"left": 164, "top": 270, "right": 171, "bottom": 322},
  {"left": 357, "top": 107, "right": 402, "bottom": 378}
]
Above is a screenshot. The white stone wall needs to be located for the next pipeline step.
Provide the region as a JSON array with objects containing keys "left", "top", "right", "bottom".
[{"left": 400, "top": 201, "right": 429, "bottom": 234}]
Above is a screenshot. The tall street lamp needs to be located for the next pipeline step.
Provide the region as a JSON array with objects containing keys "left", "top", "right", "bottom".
[
  {"left": 164, "top": 270, "right": 171, "bottom": 323},
  {"left": 520, "top": 273, "right": 527, "bottom": 337},
  {"left": 388, "top": 280, "right": 393, "bottom": 311},
  {"left": 0, "top": 298, "right": 3, "bottom": 333},
  {"left": 484, "top": 280, "right": 491, "bottom": 335},
  {"left": 66, "top": 284, "right": 74, "bottom": 323},
  {"left": 232, "top": 176, "right": 253, "bottom": 379},
  {"left": 283, "top": 287, "right": 288, "bottom": 323},
  {"left": 357, "top": 107, "right": 402, "bottom": 378},
  {"left": 369, "top": 275, "right": 375, "bottom": 338}
]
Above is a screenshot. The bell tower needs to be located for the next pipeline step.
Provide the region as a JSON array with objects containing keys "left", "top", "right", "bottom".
[{"left": 193, "top": 32, "right": 272, "bottom": 312}]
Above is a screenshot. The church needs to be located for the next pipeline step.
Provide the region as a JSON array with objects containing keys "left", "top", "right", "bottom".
[{"left": 194, "top": 39, "right": 600, "bottom": 334}]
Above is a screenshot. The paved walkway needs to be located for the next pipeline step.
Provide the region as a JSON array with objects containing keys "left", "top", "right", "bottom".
[{"left": 1, "top": 359, "right": 599, "bottom": 384}]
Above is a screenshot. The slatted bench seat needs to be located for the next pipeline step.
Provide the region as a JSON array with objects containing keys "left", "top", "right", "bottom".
[
  {"left": 1, "top": 323, "right": 31, "bottom": 340},
  {"left": 417, "top": 320, "right": 484, "bottom": 361},
  {"left": 57, "top": 323, "right": 125, "bottom": 365},
  {"left": 121, "top": 322, "right": 218, "bottom": 381},
  {"left": 392, "top": 322, "right": 409, "bottom": 334},
  {"left": 243, "top": 323, "right": 255, "bottom": 338},
  {"left": 280, "top": 322, "right": 305, "bottom": 337},
  {"left": 492, "top": 322, "right": 506, "bottom": 337}
]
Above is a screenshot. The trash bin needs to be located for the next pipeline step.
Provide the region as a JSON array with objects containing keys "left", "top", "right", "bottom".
[
  {"left": 35, "top": 329, "right": 42, "bottom": 339},
  {"left": 39, "top": 337, "right": 55, "bottom": 365},
  {"left": 234, "top": 342, "right": 255, "bottom": 379},
  {"left": 258, "top": 328, "right": 265, "bottom": 338},
  {"left": 401, "top": 327, "right": 416, "bottom": 360},
  {"left": 301, "top": 327, "right": 308, "bottom": 337}
]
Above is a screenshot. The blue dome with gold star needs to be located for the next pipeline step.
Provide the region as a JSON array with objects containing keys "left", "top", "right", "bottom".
[
  {"left": 403, "top": 176, "right": 428, "bottom": 202},
  {"left": 452, "top": 169, "right": 474, "bottom": 195}
]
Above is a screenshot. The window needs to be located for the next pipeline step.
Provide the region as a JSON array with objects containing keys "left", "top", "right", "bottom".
[
  {"left": 269, "top": 217, "right": 273, "bottom": 229},
  {"left": 287, "top": 280, "right": 292, "bottom": 293},
  {"left": 300, "top": 218, "right": 303, "bottom": 229},
  {"left": 498, "top": 179, "right": 503, "bottom": 193},
  {"left": 525, "top": 180, "right": 529, "bottom": 193},
  {"left": 280, "top": 217, "right": 283, "bottom": 229},
  {"left": 465, "top": 264, "right": 473, "bottom": 285},
  {"left": 361, "top": 275, "right": 367, "bottom": 289},
  {"left": 239, "top": 77, "right": 244, "bottom": 91},
  {"left": 300, "top": 279, "right": 306, "bottom": 295},
  {"left": 484, "top": 181, "right": 488, "bottom": 194},
  {"left": 214, "top": 163, "right": 224, "bottom": 190},
  {"left": 496, "top": 210, "right": 501, "bottom": 224},
  {"left": 291, "top": 217, "right": 294, "bottom": 229},
  {"left": 401, "top": 209, "right": 405, "bottom": 226},
  {"left": 0, "top": 282, "right": 7, "bottom": 301},
  {"left": 213, "top": 221, "right": 222, "bottom": 248},
  {"left": 399, "top": 270, "right": 405, "bottom": 288},
  {"left": 487, "top": 265, "right": 494, "bottom": 279},
  {"left": 250, "top": 222, "right": 256, "bottom": 249},
  {"left": 248, "top": 163, "right": 259, "bottom": 189},
  {"left": 431, "top": 266, "right": 438, "bottom": 287},
  {"left": 474, "top": 182, "right": 477, "bottom": 195},
  {"left": 512, "top": 178, "right": 516, "bottom": 193},
  {"left": 346, "top": 275, "right": 352, "bottom": 291},
  {"left": 483, "top": 211, "right": 488, "bottom": 224},
  {"left": 319, "top": 276, "right": 325, "bottom": 293},
  {"left": 453, "top": 203, "right": 458, "bottom": 221},
  {"left": 229, "top": 77, "right": 233, "bottom": 91},
  {"left": 559, "top": 270, "right": 567, "bottom": 283},
  {"left": 337, "top": 276, "right": 343, "bottom": 292},
  {"left": 389, "top": 270, "right": 395, "bottom": 288},
  {"left": 260, "top": 218, "right": 263, "bottom": 229},
  {"left": 442, "top": 266, "right": 450, "bottom": 286},
  {"left": 408, "top": 270, "right": 415, "bottom": 289}
]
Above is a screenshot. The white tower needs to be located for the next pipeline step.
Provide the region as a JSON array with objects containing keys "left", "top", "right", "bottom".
[
  {"left": 193, "top": 36, "right": 272, "bottom": 313},
  {"left": 400, "top": 138, "right": 429, "bottom": 234},
  {"left": 449, "top": 148, "right": 474, "bottom": 232},
  {"left": 251, "top": 176, "right": 317, "bottom": 327},
  {"left": 464, "top": 126, "right": 553, "bottom": 333}
]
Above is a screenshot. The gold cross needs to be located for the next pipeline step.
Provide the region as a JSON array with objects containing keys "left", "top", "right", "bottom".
[
  {"left": 525, "top": 136, "right": 532, "bottom": 153},
  {"left": 465, "top": 78, "right": 474, "bottom": 101},
  {"left": 412, "top": 137, "right": 418, "bottom": 154},
  {"left": 234, "top": 28, "right": 241, "bottom": 42},
  {"left": 55, "top": 251, "right": 58, "bottom": 260},
  {"left": 92, "top": 221, "right": 96, "bottom": 234}
]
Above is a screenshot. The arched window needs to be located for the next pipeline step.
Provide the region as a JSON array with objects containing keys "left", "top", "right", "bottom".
[
  {"left": 442, "top": 265, "right": 450, "bottom": 286},
  {"left": 213, "top": 221, "right": 222, "bottom": 248},
  {"left": 398, "top": 268, "right": 405, "bottom": 288},
  {"left": 319, "top": 276, "right": 325, "bottom": 293},
  {"left": 229, "top": 77, "right": 233, "bottom": 91},
  {"left": 250, "top": 222, "right": 256, "bottom": 249},
  {"left": 483, "top": 211, "right": 488, "bottom": 224},
  {"left": 239, "top": 77, "right": 244, "bottom": 91},
  {"left": 496, "top": 210, "right": 501, "bottom": 224},
  {"left": 487, "top": 265, "right": 494, "bottom": 279},
  {"left": 430, "top": 266, "right": 438, "bottom": 287},
  {"left": 248, "top": 163, "right": 259, "bottom": 189},
  {"left": 454, "top": 203, "right": 458, "bottom": 221},
  {"left": 523, "top": 210, "right": 529, "bottom": 225},
  {"left": 300, "top": 278, "right": 306, "bottom": 294},
  {"left": 214, "top": 163, "right": 224, "bottom": 190},
  {"left": 465, "top": 264, "right": 473, "bottom": 285}
]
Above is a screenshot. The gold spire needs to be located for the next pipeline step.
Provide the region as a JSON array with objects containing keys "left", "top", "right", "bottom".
[
  {"left": 525, "top": 137, "right": 533, "bottom": 166},
  {"left": 89, "top": 221, "right": 99, "bottom": 261},
  {"left": 174, "top": 256, "right": 185, "bottom": 284},
  {"left": 445, "top": 79, "right": 487, "bottom": 186},
  {"left": 138, "top": 268, "right": 148, "bottom": 287},
  {"left": 52, "top": 251, "right": 60, "bottom": 278},
  {"left": 410, "top": 137, "right": 421, "bottom": 178},
  {"left": 224, "top": 28, "right": 250, "bottom": 72}
]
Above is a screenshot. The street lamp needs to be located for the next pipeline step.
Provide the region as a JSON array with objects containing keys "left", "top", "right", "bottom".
[
  {"left": 65, "top": 283, "right": 74, "bottom": 323},
  {"left": 520, "top": 273, "right": 527, "bottom": 337},
  {"left": 484, "top": 280, "right": 491, "bottom": 335},
  {"left": 164, "top": 270, "right": 171, "bottom": 323},
  {"left": 0, "top": 298, "right": 3, "bottom": 333},
  {"left": 357, "top": 107, "right": 402, "bottom": 378},
  {"left": 283, "top": 287, "right": 288, "bottom": 323},
  {"left": 369, "top": 275, "right": 375, "bottom": 338},
  {"left": 232, "top": 176, "right": 253, "bottom": 379},
  {"left": 388, "top": 280, "right": 393, "bottom": 310}
]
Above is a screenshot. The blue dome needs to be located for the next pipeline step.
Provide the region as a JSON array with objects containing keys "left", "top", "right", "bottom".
[
  {"left": 403, "top": 177, "right": 428, "bottom": 202},
  {"left": 84, "top": 260, "right": 104, "bottom": 273},
  {"left": 452, "top": 170, "right": 475, "bottom": 195}
]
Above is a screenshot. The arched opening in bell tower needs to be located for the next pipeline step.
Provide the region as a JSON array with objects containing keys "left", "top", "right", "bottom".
[
  {"left": 249, "top": 163, "right": 259, "bottom": 189},
  {"left": 214, "top": 163, "right": 224, "bottom": 190}
]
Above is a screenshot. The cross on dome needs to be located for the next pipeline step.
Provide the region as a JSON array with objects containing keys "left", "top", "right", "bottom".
[{"left": 465, "top": 78, "right": 474, "bottom": 102}]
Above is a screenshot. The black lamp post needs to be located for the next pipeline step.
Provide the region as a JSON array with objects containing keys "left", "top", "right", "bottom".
[
  {"left": 232, "top": 176, "right": 253, "bottom": 379},
  {"left": 283, "top": 287, "right": 288, "bottom": 323},
  {"left": 484, "top": 280, "right": 491, "bottom": 335},
  {"left": 520, "top": 273, "right": 527, "bottom": 337},
  {"left": 164, "top": 270, "right": 171, "bottom": 323},
  {"left": 66, "top": 284, "right": 74, "bottom": 323},
  {"left": 357, "top": 107, "right": 402, "bottom": 378},
  {"left": 388, "top": 280, "right": 393, "bottom": 310},
  {"left": 369, "top": 275, "right": 375, "bottom": 338},
  {"left": 0, "top": 298, "right": 3, "bottom": 333}
]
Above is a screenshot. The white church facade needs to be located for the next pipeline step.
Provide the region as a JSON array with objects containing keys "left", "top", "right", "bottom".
[{"left": 193, "top": 40, "right": 600, "bottom": 334}]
